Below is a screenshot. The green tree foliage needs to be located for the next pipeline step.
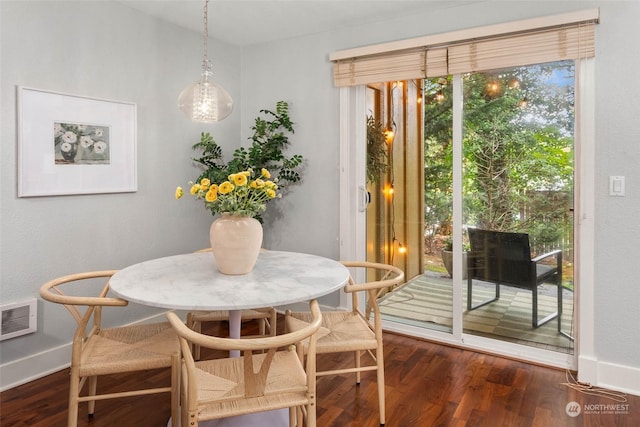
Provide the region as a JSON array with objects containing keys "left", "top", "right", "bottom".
[
  {"left": 424, "top": 77, "right": 454, "bottom": 239},
  {"left": 424, "top": 61, "right": 574, "bottom": 248}
]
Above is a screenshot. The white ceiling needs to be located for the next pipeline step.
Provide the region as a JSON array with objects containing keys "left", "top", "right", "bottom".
[{"left": 117, "top": 0, "right": 474, "bottom": 46}]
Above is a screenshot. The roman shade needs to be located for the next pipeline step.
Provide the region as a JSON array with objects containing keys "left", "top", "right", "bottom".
[{"left": 332, "top": 9, "right": 598, "bottom": 87}]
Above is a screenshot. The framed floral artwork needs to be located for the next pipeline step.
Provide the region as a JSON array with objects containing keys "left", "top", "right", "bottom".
[{"left": 17, "top": 87, "right": 137, "bottom": 197}]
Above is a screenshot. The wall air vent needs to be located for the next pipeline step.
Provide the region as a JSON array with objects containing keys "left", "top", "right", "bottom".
[{"left": 1, "top": 299, "right": 37, "bottom": 341}]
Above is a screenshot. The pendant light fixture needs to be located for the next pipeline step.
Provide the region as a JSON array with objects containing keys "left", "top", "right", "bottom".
[{"left": 178, "top": 0, "right": 233, "bottom": 122}]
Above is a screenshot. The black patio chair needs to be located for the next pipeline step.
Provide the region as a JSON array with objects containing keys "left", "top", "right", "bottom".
[{"left": 466, "top": 228, "right": 563, "bottom": 331}]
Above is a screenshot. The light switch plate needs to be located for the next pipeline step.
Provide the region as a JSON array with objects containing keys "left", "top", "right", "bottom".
[{"left": 609, "top": 176, "right": 625, "bottom": 196}]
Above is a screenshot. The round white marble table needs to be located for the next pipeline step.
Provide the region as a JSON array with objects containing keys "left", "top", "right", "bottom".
[
  {"left": 109, "top": 250, "right": 350, "bottom": 310},
  {"left": 109, "top": 250, "right": 350, "bottom": 427}
]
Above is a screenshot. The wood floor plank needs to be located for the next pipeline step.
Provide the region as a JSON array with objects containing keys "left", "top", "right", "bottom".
[{"left": 1, "top": 318, "right": 638, "bottom": 426}]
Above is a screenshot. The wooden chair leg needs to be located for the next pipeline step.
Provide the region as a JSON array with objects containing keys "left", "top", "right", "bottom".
[
  {"left": 269, "top": 310, "right": 277, "bottom": 336},
  {"left": 377, "top": 350, "right": 386, "bottom": 425},
  {"left": 68, "top": 368, "right": 80, "bottom": 427},
  {"left": 181, "top": 395, "right": 189, "bottom": 427},
  {"left": 186, "top": 313, "right": 196, "bottom": 356},
  {"left": 170, "top": 353, "right": 180, "bottom": 427},
  {"left": 186, "top": 409, "right": 198, "bottom": 427},
  {"left": 194, "top": 320, "right": 202, "bottom": 360},
  {"left": 294, "top": 343, "right": 305, "bottom": 426},
  {"left": 307, "top": 401, "right": 316, "bottom": 427},
  {"left": 87, "top": 376, "right": 97, "bottom": 416},
  {"left": 355, "top": 350, "right": 361, "bottom": 384},
  {"left": 289, "top": 406, "right": 296, "bottom": 426}
]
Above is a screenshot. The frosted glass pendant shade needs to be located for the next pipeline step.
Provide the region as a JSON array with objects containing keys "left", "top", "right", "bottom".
[
  {"left": 178, "top": 77, "right": 233, "bottom": 123},
  {"left": 178, "top": 0, "right": 232, "bottom": 123}
]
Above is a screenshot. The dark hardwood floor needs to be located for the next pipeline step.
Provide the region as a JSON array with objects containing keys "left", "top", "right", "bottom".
[{"left": 1, "top": 318, "right": 638, "bottom": 426}]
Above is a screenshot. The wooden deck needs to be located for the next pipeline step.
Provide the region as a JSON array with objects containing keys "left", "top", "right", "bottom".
[{"left": 379, "top": 272, "right": 574, "bottom": 352}]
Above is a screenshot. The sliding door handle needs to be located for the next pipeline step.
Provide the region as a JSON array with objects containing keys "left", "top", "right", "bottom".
[{"left": 358, "top": 186, "right": 370, "bottom": 212}]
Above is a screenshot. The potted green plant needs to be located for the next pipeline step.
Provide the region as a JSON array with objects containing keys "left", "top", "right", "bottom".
[
  {"left": 175, "top": 101, "right": 304, "bottom": 274},
  {"left": 190, "top": 101, "right": 303, "bottom": 194},
  {"left": 366, "top": 115, "right": 388, "bottom": 183},
  {"left": 178, "top": 101, "right": 304, "bottom": 217},
  {"left": 441, "top": 236, "right": 468, "bottom": 279}
]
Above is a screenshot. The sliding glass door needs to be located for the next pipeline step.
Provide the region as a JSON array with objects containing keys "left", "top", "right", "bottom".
[
  {"left": 370, "top": 60, "right": 576, "bottom": 357},
  {"left": 459, "top": 62, "right": 575, "bottom": 352}
]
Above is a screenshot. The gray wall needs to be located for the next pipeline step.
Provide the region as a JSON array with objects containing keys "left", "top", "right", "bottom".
[
  {"left": 239, "top": 1, "right": 640, "bottom": 389},
  {"left": 590, "top": 0, "right": 640, "bottom": 373},
  {"left": 0, "top": 0, "right": 241, "bottom": 369},
  {"left": 2, "top": 0, "right": 639, "bottom": 394}
]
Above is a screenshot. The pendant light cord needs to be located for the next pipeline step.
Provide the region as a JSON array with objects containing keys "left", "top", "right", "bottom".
[{"left": 201, "top": 0, "right": 212, "bottom": 76}]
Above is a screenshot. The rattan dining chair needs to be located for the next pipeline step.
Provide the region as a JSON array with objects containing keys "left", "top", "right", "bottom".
[
  {"left": 285, "top": 261, "right": 404, "bottom": 426},
  {"left": 187, "top": 248, "right": 277, "bottom": 360},
  {"left": 39, "top": 270, "right": 180, "bottom": 427},
  {"left": 166, "top": 299, "right": 323, "bottom": 427},
  {"left": 186, "top": 308, "right": 277, "bottom": 359}
]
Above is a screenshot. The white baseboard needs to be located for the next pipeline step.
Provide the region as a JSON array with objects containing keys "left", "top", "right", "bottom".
[
  {"left": 577, "top": 354, "right": 599, "bottom": 384},
  {"left": 596, "top": 360, "right": 640, "bottom": 397},
  {"left": 0, "top": 343, "right": 71, "bottom": 392},
  {"left": 578, "top": 354, "right": 640, "bottom": 396}
]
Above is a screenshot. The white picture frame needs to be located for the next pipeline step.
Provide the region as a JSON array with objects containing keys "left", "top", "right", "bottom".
[{"left": 17, "top": 86, "right": 137, "bottom": 197}]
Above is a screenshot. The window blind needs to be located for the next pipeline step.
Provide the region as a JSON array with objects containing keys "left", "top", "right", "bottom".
[
  {"left": 332, "top": 10, "right": 598, "bottom": 87},
  {"left": 447, "top": 24, "right": 595, "bottom": 74},
  {"left": 333, "top": 48, "right": 426, "bottom": 87}
]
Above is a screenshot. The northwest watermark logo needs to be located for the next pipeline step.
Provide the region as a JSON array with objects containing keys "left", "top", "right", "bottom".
[
  {"left": 583, "top": 403, "right": 630, "bottom": 415},
  {"left": 565, "top": 401, "right": 581, "bottom": 417},
  {"left": 566, "top": 401, "right": 631, "bottom": 417}
]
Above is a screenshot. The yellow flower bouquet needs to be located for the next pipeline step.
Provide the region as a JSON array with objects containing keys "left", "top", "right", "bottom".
[{"left": 176, "top": 168, "right": 279, "bottom": 218}]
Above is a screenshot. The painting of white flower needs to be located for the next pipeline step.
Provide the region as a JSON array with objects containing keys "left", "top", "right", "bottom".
[{"left": 54, "top": 122, "right": 110, "bottom": 164}]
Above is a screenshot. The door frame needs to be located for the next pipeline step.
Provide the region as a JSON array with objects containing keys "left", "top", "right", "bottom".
[{"left": 338, "top": 59, "right": 596, "bottom": 372}]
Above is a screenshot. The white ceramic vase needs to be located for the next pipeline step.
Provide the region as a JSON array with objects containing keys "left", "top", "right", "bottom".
[{"left": 209, "top": 213, "right": 263, "bottom": 275}]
